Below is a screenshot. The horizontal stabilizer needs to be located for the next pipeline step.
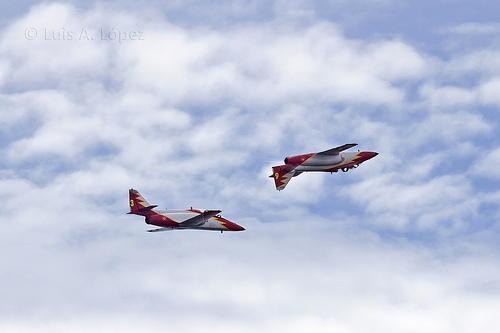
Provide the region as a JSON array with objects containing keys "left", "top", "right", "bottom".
[
  {"left": 147, "top": 227, "right": 173, "bottom": 232},
  {"left": 138, "top": 205, "right": 158, "bottom": 212}
]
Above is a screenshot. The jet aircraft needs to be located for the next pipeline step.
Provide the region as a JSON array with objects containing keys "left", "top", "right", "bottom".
[
  {"left": 270, "top": 143, "right": 378, "bottom": 190},
  {"left": 127, "top": 189, "right": 245, "bottom": 232}
]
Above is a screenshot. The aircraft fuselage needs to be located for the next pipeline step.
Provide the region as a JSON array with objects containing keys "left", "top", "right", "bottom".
[
  {"left": 145, "top": 209, "right": 245, "bottom": 231},
  {"left": 289, "top": 151, "right": 378, "bottom": 173}
]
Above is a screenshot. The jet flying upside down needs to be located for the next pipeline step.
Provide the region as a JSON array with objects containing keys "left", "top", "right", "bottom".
[{"left": 270, "top": 143, "right": 378, "bottom": 190}]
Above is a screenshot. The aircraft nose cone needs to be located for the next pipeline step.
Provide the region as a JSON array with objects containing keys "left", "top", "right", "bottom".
[
  {"left": 230, "top": 222, "right": 245, "bottom": 231},
  {"left": 366, "top": 151, "right": 378, "bottom": 159},
  {"left": 218, "top": 217, "right": 246, "bottom": 231}
]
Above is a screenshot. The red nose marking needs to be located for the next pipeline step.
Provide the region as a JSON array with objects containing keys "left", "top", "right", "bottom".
[
  {"left": 217, "top": 216, "right": 245, "bottom": 231},
  {"left": 360, "top": 151, "right": 378, "bottom": 161}
]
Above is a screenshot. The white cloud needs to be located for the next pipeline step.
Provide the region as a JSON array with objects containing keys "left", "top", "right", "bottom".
[
  {"left": 410, "top": 111, "right": 492, "bottom": 145},
  {"left": 1, "top": 4, "right": 430, "bottom": 107},
  {"left": 419, "top": 78, "right": 500, "bottom": 108},
  {"left": 1, "top": 2, "right": 500, "bottom": 332},
  {"left": 0, "top": 3, "right": 111, "bottom": 88},
  {"left": 472, "top": 147, "right": 500, "bottom": 179},
  {"left": 346, "top": 173, "right": 479, "bottom": 230},
  {"left": 361, "top": 40, "right": 431, "bottom": 81},
  {"left": 478, "top": 78, "right": 500, "bottom": 106},
  {"left": 445, "top": 50, "right": 500, "bottom": 77},
  {"left": 0, "top": 3, "right": 432, "bottom": 176},
  {"left": 1, "top": 211, "right": 500, "bottom": 333},
  {"left": 419, "top": 84, "right": 476, "bottom": 108},
  {"left": 0, "top": 3, "right": 494, "bottom": 228},
  {"left": 443, "top": 22, "right": 500, "bottom": 35}
]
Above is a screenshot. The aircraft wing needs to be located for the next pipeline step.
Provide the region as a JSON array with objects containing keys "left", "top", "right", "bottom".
[
  {"left": 317, "top": 143, "right": 357, "bottom": 155},
  {"left": 179, "top": 210, "right": 222, "bottom": 227}
]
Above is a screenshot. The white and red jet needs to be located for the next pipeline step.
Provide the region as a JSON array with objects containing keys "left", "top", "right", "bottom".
[
  {"left": 270, "top": 143, "right": 378, "bottom": 190},
  {"left": 127, "top": 189, "right": 245, "bottom": 232}
]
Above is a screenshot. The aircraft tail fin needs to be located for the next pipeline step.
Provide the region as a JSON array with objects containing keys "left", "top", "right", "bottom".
[
  {"left": 128, "top": 189, "right": 157, "bottom": 215},
  {"left": 270, "top": 165, "right": 295, "bottom": 191}
]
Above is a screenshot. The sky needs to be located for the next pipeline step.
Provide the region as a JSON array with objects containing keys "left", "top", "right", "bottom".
[{"left": 1, "top": 1, "right": 500, "bottom": 332}]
